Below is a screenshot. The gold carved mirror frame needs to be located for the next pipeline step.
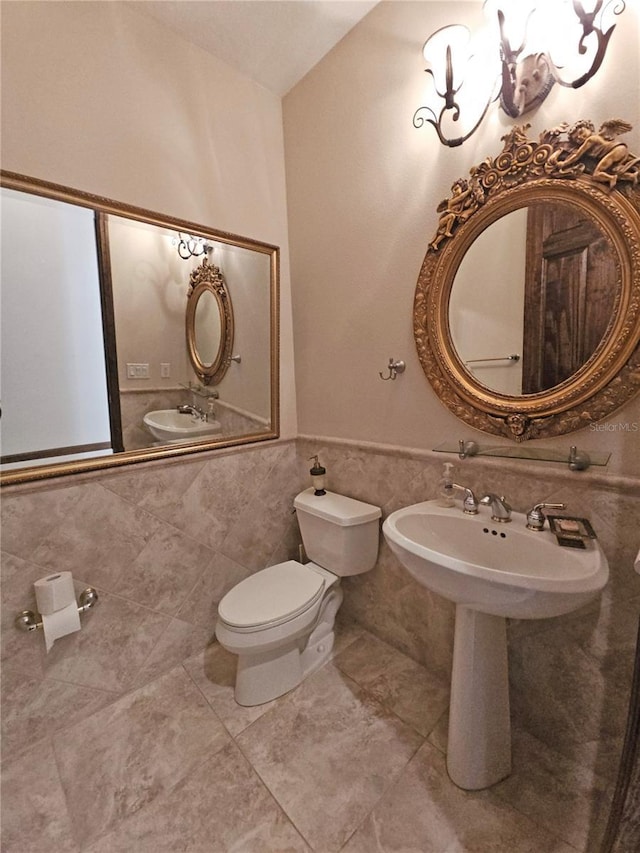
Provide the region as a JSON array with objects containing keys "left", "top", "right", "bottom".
[
  {"left": 185, "top": 258, "right": 234, "bottom": 385},
  {"left": 414, "top": 120, "right": 640, "bottom": 441}
]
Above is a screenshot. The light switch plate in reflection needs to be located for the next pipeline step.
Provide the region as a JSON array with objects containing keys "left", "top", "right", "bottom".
[{"left": 126, "top": 363, "right": 150, "bottom": 379}]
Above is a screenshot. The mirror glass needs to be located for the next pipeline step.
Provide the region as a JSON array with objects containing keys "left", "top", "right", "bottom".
[
  {"left": 449, "top": 200, "right": 618, "bottom": 396},
  {"left": 194, "top": 291, "right": 221, "bottom": 367},
  {"left": 0, "top": 173, "right": 279, "bottom": 483}
]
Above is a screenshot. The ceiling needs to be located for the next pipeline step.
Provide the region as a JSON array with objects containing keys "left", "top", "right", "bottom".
[{"left": 128, "top": 1, "right": 379, "bottom": 96}]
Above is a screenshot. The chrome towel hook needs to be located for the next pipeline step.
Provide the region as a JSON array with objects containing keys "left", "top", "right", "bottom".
[{"left": 379, "top": 358, "right": 406, "bottom": 381}]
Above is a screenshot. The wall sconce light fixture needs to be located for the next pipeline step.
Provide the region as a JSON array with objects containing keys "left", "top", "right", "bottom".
[
  {"left": 174, "top": 232, "right": 212, "bottom": 260},
  {"left": 414, "top": 0, "right": 626, "bottom": 147}
]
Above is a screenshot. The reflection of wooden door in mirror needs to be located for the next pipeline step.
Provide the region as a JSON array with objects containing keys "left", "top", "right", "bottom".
[{"left": 522, "top": 205, "right": 617, "bottom": 393}]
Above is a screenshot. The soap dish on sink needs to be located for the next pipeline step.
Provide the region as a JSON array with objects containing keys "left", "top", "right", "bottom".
[{"left": 547, "top": 515, "right": 597, "bottom": 545}]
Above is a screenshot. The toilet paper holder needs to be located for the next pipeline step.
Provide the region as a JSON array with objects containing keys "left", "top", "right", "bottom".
[{"left": 14, "top": 587, "right": 99, "bottom": 633}]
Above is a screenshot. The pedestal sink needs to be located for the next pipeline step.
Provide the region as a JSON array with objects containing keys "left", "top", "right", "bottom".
[
  {"left": 383, "top": 500, "right": 609, "bottom": 790},
  {"left": 143, "top": 409, "right": 222, "bottom": 443}
]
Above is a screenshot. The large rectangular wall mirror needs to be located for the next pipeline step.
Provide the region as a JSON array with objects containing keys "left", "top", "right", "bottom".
[{"left": 0, "top": 171, "right": 279, "bottom": 485}]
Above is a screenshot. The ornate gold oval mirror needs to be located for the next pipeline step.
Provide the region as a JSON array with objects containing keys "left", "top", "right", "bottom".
[
  {"left": 414, "top": 120, "right": 640, "bottom": 441},
  {"left": 186, "top": 259, "right": 234, "bottom": 385}
]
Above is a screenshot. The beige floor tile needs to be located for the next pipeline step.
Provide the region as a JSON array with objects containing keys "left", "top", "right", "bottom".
[
  {"left": 333, "top": 629, "right": 450, "bottom": 736},
  {"left": 183, "top": 642, "right": 281, "bottom": 737},
  {"left": 236, "top": 662, "right": 423, "bottom": 852},
  {"left": 1, "top": 741, "right": 79, "bottom": 853},
  {"left": 53, "top": 666, "right": 231, "bottom": 848},
  {"left": 1, "top": 613, "right": 618, "bottom": 852},
  {"left": 342, "top": 740, "right": 578, "bottom": 853},
  {"left": 1, "top": 665, "right": 117, "bottom": 763},
  {"left": 492, "top": 727, "right": 613, "bottom": 850},
  {"left": 183, "top": 621, "right": 365, "bottom": 738},
  {"left": 84, "top": 741, "right": 310, "bottom": 853}
]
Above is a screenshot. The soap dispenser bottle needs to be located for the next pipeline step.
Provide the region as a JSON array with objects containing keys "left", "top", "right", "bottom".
[
  {"left": 309, "top": 455, "right": 326, "bottom": 496},
  {"left": 436, "top": 462, "right": 455, "bottom": 507}
]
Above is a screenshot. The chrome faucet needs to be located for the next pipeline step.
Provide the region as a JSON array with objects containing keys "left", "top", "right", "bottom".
[
  {"left": 449, "top": 483, "right": 479, "bottom": 514},
  {"left": 526, "top": 502, "right": 566, "bottom": 531},
  {"left": 480, "top": 493, "right": 512, "bottom": 522},
  {"left": 177, "top": 403, "right": 206, "bottom": 421}
]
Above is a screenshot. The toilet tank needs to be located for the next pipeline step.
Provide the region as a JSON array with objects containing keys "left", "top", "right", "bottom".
[{"left": 293, "top": 488, "right": 381, "bottom": 576}]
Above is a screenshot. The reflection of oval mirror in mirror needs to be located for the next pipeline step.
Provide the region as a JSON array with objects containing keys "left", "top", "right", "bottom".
[
  {"left": 185, "top": 261, "right": 235, "bottom": 386},
  {"left": 449, "top": 201, "right": 618, "bottom": 397},
  {"left": 194, "top": 289, "right": 222, "bottom": 367}
]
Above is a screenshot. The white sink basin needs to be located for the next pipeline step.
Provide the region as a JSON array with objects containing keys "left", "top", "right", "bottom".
[
  {"left": 383, "top": 500, "right": 609, "bottom": 791},
  {"left": 383, "top": 501, "right": 608, "bottom": 619},
  {"left": 143, "top": 409, "right": 222, "bottom": 443}
]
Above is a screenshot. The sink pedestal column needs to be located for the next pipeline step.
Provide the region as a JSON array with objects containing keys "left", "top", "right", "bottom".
[{"left": 447, "top": 605, "right": 511, "bottom": 790}]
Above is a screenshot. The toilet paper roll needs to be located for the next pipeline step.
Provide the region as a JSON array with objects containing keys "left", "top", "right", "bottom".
[
  {"left": 42, "top": 601, "right": 81, "bottom": 653},
  {"left": 34, "top": 572, "right": 76, "bottom": 616}
]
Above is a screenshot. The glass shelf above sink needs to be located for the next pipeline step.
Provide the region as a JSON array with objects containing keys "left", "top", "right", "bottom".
[{"left": 433, "top": 441, "right": 610, "bottom": 469}]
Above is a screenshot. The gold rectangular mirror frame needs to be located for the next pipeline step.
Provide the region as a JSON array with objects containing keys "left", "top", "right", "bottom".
[{"left": 0, "top": 171, "right": 280, "bottom": 485}]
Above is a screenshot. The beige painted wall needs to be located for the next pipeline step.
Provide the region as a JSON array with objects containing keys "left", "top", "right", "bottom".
[
  {"left": 108, "top": 216, "right": 194, "bottom": 392},
  {"left": 284, "top": 0, "right": 640, "bottom": 477},
  {"left": 1, "top": 0, "right": 297, "bottom": 439}
]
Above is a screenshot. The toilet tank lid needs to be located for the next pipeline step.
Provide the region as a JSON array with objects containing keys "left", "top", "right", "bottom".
[{"left": 294, "top": 488, "right": 381, "bottom": 526}]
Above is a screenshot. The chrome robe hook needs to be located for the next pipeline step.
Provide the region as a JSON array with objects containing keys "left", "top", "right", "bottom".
[{"left": 379, "top": 358, "right": 406, "bottom": 381}]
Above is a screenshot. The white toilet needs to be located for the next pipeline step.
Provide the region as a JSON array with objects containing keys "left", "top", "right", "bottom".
[{"left": 215, "top": 487, "right": 381, "bottom": 706}]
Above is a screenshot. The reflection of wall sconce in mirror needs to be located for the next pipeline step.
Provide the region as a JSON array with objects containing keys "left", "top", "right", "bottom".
[
  {"left": 414, "top": 0, "right": 626, "bottom": 147},
  {"left": 174, "top": 232, "right": 213, "bottom": 260}
]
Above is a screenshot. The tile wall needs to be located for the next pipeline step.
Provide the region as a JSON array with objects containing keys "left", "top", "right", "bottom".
[{"left": 1, "top": 434, "right": 639, "bottom": 835}]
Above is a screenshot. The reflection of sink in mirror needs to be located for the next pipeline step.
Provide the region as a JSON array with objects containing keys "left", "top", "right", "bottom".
[
  {"left": 143, "top": 409, "right": 222, "bottom": 443},
  {"left": 383, "top": 500, "right": 609, "bottom": 791}
]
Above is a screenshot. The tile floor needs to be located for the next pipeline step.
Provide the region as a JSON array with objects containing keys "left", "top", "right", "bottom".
[{"left": 1, "top": 621, "right": 614, "bottom": 852}]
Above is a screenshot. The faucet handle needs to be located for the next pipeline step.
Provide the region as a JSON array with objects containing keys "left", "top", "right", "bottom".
[
  {"left": 526, "top": 502, "right": 566, "bottom": 531},
  {"left": 450, "top": 483, "right": 479, "bottom": 514}
]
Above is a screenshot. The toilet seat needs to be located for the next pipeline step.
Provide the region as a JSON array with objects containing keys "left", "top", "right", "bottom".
[{"left": 218, "top": 561, "right": 325, "bottom": 631}]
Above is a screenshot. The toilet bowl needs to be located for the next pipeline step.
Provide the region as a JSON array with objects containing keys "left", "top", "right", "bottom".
[{"left": 215, "top": 488, "right": 381, "bottom": 706}]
